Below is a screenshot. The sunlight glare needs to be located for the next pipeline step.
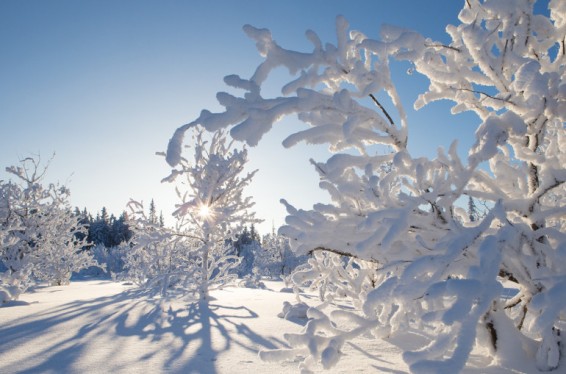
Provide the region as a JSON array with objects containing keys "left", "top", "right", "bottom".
[{"left": 198, "top": 204, "right": 211, "bottom": 218}]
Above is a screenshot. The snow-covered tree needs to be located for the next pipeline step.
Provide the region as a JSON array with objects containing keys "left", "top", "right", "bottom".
[
  {"left": 28, "top": 194, "right": 94, "bottom": 286},
  {"left": 467, "top": 195, "right": 479, "bottom": 222},
  {"left": 259, "top": 231, "right": 306, "bottom": 278},
  {"left": 167, "top": 127, "right": 261, "bottom": 300},
  {"left": 0, "top": 157, "right": 95, "bottom": 300},
  {"left": 232, "top": 224, "right": 267, "bottom": 277},
  {"left": 123, "top": 200, "right": 197, "bottom": 295},
  {"left": 0, "top": 181, "right": 29, "bottom": 303},
  {"left": 167, "top": 0, "right": 565, "bottom": 372},
  {"left": 130, "top": 127, "right": 260, "bottom": 300}
]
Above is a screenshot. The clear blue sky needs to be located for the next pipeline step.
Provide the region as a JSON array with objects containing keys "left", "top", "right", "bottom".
[{"left": 0, "top": 1, "right": 549, "bottom": 234}]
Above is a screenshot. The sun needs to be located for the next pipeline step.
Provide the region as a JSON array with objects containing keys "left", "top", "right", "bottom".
[{"left": 197, "top": 204, "right": 211, "bottom": 219}]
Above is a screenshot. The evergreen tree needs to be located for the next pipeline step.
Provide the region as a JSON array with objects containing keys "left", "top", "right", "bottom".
[
  {"left": 100, "top": 207, "right": 109, "bottom": 224},
  {"left": 249, "top": 223, "right": 260, "bottom": 243},
  {"left": 86, "top": 208, "right": 132, "bottom": 248},
  {"left": 148, "top": 199, "right": 157, "bottom": 225},
  {"left": 468, "top": 196, "right": 479, "bottom": 223},
  {"left": 158, "top": 211, "right": 165, "bottom": 227},
  {"left": 82, "top": 207, "right": 92, "bottom": 223},
  {"left": 233, "top": 225, "right": 251, "bottom": 257},
  {"left": 110, "top": 212, "right": 132, "bottom": 246}
]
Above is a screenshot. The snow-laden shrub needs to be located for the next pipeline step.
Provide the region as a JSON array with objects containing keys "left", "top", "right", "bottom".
[
  {"left": 238, "top": 267, "right": 266, "bottom": 289},
  {"left": 291, "top": 250, "right": 378, "bottom": 308},
  {"left": 0, "top": 157, "right": 96, "bottom": 293},
  {"left": 167, "top": 0, "right": 566, "bottom": 371},
  {"left": 235, "top": 233, "right": 308, "bottom": 281},
  {"left": 232, "top": 232, "right": 308, "bottom": 284},
  {"left": 127, "top": 127, "right": 260, "bottom": 299},
  {"left": 82, "top": 243, "right": 129, "bottom": 278},
  {"left": 123, "top": 206, "right": 196, "bottom": 295},
  {"left": 0, "top": 263, "right": 32, "bottom": 304},
  {"left": 262, "top": 233, "right": 307, "bottom": 278},
  {"left": 235, "top": 240, "right": 257, "bottom": 278}
]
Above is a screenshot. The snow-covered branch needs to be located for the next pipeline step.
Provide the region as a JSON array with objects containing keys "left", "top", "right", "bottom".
[{"left": 169, "top": 0, "right": 565, "bottom": 371}]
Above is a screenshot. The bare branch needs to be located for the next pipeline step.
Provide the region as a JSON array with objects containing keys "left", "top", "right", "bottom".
[
  {"left": 308, "top": 246, "right": 379, "bottom": 263},
  {"left": 369, "top": 94, "right": 395, "bottom": 126},
  {"left": 425, "top": 42, "right": 461, "bottom": 53},
  {"left": 457, "top": 88, "right": 516, "bottom": 106}
]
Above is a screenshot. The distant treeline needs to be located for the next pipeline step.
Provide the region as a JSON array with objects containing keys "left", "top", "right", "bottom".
[{"left": 74, "top": 207, "right": 132, "bottom": 248}]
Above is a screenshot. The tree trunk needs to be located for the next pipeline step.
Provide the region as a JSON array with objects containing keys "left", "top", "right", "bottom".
[{"left": 199, "top": 243, "right": 210, "bottom": 300}]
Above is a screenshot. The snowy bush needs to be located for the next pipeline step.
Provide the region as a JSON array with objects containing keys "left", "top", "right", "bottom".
[
  {"left": 0, "top": 157, "right": 95, "bottom": 293},
  {"left": 238, "top": 267, "right": 266, "bottom": 289},
  {"left": 123, "top": 201, "right": 197, "bottom": 295},
  {"left": 0, "top": 263, "right": 32, "bottom": 304},
  {"left": 278, "top": 301, "right": 310, "bottom": 321},
  {"left": 84, "top": 243, "right": 129, "bottom": 278},
  {"left": 235, "top": 240, "right": 257, "bottom": 277},
  {"left": 168, "top": 0, "right": 566, "bottom": 372},
  {"left": 128, "top": 127, "right": 261, "bottom": 300},
  {"left": 232, "top": 230, "right": 306, "bottom": 279},
  {"left": 260, "top": 232, "right": 307, "bottom": 278},
  {"left": 291, "top": 250, "right": 378, "bottom": 308}
]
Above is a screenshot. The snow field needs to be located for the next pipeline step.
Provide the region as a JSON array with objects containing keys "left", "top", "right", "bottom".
[
  {"left": 1, "top": 280, "right": 549, "bottom": 373},
  {"left": 0, "top": 280, "right": 410, "bottom": 373}
]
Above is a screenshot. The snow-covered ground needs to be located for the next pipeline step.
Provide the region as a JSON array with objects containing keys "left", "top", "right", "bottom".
[
  {"left": 0, "top": 280, "right": 406, "bottom": 373},
  {"left": 0, "top": 280, "right": 537, "bottom": 373}
]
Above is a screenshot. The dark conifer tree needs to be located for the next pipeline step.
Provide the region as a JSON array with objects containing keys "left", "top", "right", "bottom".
[
  {"left": 148, "top": 199, "right": 157, "bottom": 225},
  {"left": 468, "top": 196, "right": 479, "bottom": 223}
]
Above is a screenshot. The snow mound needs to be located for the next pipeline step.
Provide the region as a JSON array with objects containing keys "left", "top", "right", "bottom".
[{"left": 277, "top": 301, "right": 309, "bottom": 320}]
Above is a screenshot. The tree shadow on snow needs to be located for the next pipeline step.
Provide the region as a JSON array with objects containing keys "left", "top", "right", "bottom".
[
  {"left": 0, "top": 287, "right": 285, "bottom": 373},
  {"left": 346, "top": 341, "right": 409, "bottom": 374},
  {"left": 0, "top": 289, "right": 143, "bottom": 373},
  {"left": 1, "top": 299, "right": 33, "bottom": 307},
  {"left": 114, "top": 297, "right": 285, "bottom": 373}
]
